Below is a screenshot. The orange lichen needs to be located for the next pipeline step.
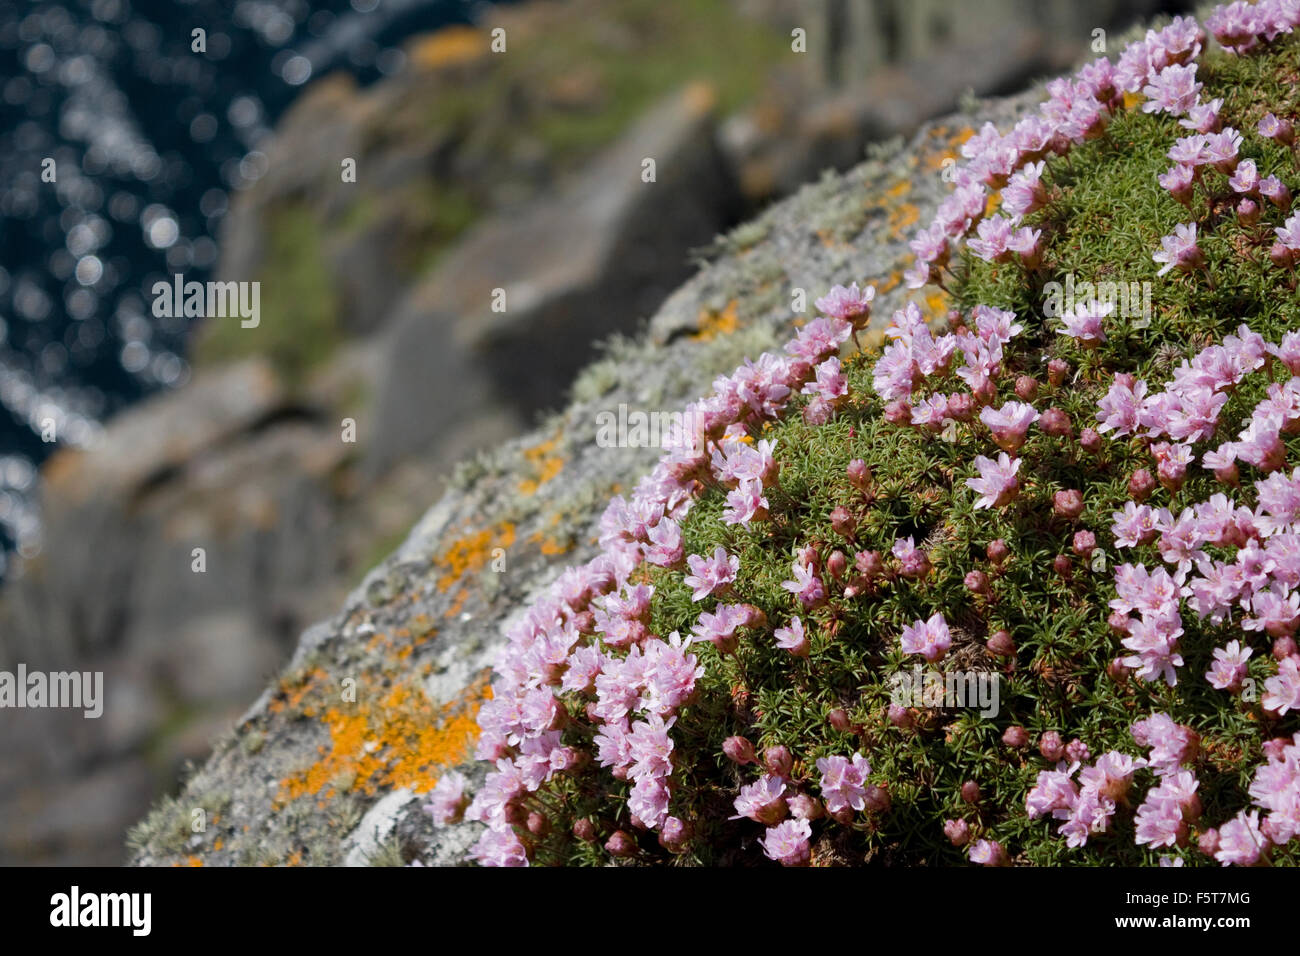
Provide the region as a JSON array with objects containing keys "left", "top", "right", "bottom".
[
  {"left": 409, "top": 26, "right": 487, "bottom": 70},
  {"left": 277, "top": 673, "right": 492, "bottom": 805},
  {"left": 434, "top": 522, "right": 516, "bottom": 591},
  {"left": 268, "top": 667, "right": 329, "bottom": 717},
  {"left": 691, "top": 300, "right": 740, "bottom": 342},
  {"left": 518, "top": 436, "right": 566, "bottom": 495}
]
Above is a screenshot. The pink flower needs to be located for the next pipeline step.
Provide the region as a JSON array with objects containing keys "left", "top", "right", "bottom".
[
  {"left": 1229, "top": 158, "right": 1260, "bottom": 195},
  {"left": 774, "top": 616, "right": 810, "bottom": 657},
  {"left": 968, "top": 839, "right": 1009, "bottom": 866},
  {"left": 1206, "top": 640, "right": 1252, "bottom": 691},
  {"left": 731, "top": 775, "right": 788, "bottom": 825},
  {"left": 966, "top": 452, "right": 1021, "bottom": 509},
  {"left": 1214, "top": 811, "right": 1268, "bottom": 866},
  {"left": 816, "top": 752, "right": 872, "bottom": 814},
  {"left": 802, "top": 356, "right": 849, "bottom": 404},
  {"left": 1026, "top": 769, "right": 1079, "bottom": 819},
  {"left": 980, "top": 401, "right": 1040, "bottom": 453},
  {"left": 1247, "top": 733, "right": 1300, "bottom": 844},
  {"left": 1131, "top": 712, "right": 1198, "bottom": 773},
  {"left": 892, "top": 535, "right": 932, "bottom": 578},
  {"left": 1259, "top": 112, "right": 1295, "bottom": 145},
  {"left": 690, "top": 604, "right": 750, "bottom": 653},
  {"left": 815, "top": 282, "right": 875, "bottom": 322},
  {"left": 628, "top": 774, "right": 673, "bottom": 829},
  {"left": 1058, "top": 299, "right": 1112, "bottom": 347},
  {"left": 1158, "top": 163, "right": 1195, "bottom": 204},
  {"left": 424, "top": 771, "right": 470, "bottom": 825},
  {"left": 1152, "top": 222, "right": 1204, "bottom": 277},
  {"left": 1135, "top": 770, "right": 1199, "bottom": 848},
  {"left": 786, "top": 317, "right": 852, "bottom": 364},
  {"left": 683, "top": 546, "right": 739, "bottom": 602},
  {"left": 899, "top": 612, "right": 951, "bottom": 662},
  {"left": 470, "top": 824, "right": 530, "bottom": 867},
  {"left": 1142, "top": 63, "right": 1201, "bottom": 116},
  {"left": 1263, "top": 656, "right": 1300, "bottom": 716},
  {"left": 781, "top": 558, "right": 827, "bottom": 611},
  {"left": 1096, "top": 375, "right": 1148, "bottom": 437},
  {"left": 722, "top": 479, "right": 769, "bottom": 529},
  {"left": 1180, "top": 97, "right": 1222, "bottom": 133},
  {"left": 761, "top": 818, "right": 812, "bottom": 866}
]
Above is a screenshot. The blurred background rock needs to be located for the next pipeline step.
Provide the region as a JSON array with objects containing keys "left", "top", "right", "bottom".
[{"left": 0, "top": 0, "right": 1186, "bottom": 865}]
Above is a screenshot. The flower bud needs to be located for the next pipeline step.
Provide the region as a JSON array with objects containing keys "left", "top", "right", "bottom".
[
  {"left": 1079, "top": 426, "right": 1102, "bottom": 454},
  {"left": 863, "top": 784, "right": 891, "bottom": 813},
  {"left": 1002, "top": 725, "right": 1029, "bottom": 749},
  {"left": 964, "top": 570, "right": 990, "bottom": 595},
  {"left": 943, "top": 818, "right": 971, "bottom": 846},
  {"left": 887, "top": 703, "right": 914, "bottom": 729},
  {"left": 788, "top": 794, "right": 824, "bottom": 820},
  {"left": 987, "top": 539, "right": 1010, "bottom": 566},
  {"left": 830, "top": 806, "right": 856, "bottom": 825},
  {"left": 960, "top": 780, "right": 981, "bottom": 804},
  {"left": 1072, "top": 530, "right": 1097, "bottom": 558},
  {"left": 658, "top": 816, "right": 690, "bottom": 853},
  {"left": 1128, "top": 468, "right": 1156, "bottom": 501},
  {"left": 1053, "top": 554, "right": 1073, "bottom": 578},
  {"left": 847, "top": 458, "right": 871, "bottom": 490},
  {"left": 527, "top": 811, "right": 551, "bottom": 837},
  {"left": 503, "top": 802, "right": 528, "bottom": 826},
  {"left": 1047, "top": 358, "right": 1069, "bottom": 388},
  {"left": 827, "top": 708, "right": 852, "bottom": 732},
  {"left": 885, "top": 399, "right": 913, "bottom": 425},
  {"left": 1015, "top": 375, "right": 1039, "bottom": 401},
  {"left": 1065, "top": 739, "right": 1091, "bottom": 764},
  {"left": 605, "top": 830, "right": 638, "bottom": 858},
  {"left": 1215, "top": 461, "right": 1240, "bottom": 486},
  {"left": 1053, "top": 489, "right": 1084, "bottom": 519},
  {"left": 1238, "top": 197, "right": 1260, "bottom": 226},
  {"left": 1270, "top": 241, "right": 1295, "bottom": 270},
  {"left": 764, "top": 745, "right": 794, "bottom": 778},
  {"left": 1040, "top": 407, "right": 1072, "bottom": 437},
  {"left": 1039, "top": 730, "right": 1064, "bottom": 761},
  {"left": 1107, "top": 657, "right": 1128, "bottom": 683},
  {"left": 830, "top": 506, "right": 856, "bottom": 539},
  {"left": 573, "top": 818, "right": 598, "bottom": 843},
  {"left": 737, "top": 604, "right": 768, "bottom": 629},
  {"left": 826, "top": 550, "right": 848, "bottom": 580},
  {"left": 723, "top": 735, "right": 757, "bottom": 765},
  {"left": 1273, "top": 636, "right": 1298, "bottom": 660},
  {"left": 947, "top": 393, "right": 974, "bottom": 421},
  {"left": 1197, "top": 829, "right": 1220, "bottom": 857},
  {"left": 1107, "top": 611, "right": 1131, "bottom": 634},
  {"left": 987, "top": 629, "right": 1016, "bottom": 657},
  {"left": 855, "top": 550, "right": 884, "bottom": 578}
]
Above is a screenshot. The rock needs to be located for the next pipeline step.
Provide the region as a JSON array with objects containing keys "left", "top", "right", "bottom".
[
  {"left": 365, "top": 84, "right": 741, "bottom": 474},
  {"left": 128, "top": 86, "right": 1044, "bottom": 866}
]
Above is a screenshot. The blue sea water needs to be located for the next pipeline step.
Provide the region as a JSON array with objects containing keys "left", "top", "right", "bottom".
[{"left": 0, "top": 0, "right": 491, "bottom": 575}]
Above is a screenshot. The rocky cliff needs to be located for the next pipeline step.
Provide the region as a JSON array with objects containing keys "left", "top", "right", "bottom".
[
  {"left": 0, "top": 0, "right": 1174, "bottom": 867},
  {"left": 126, "top": 85, "right": 1045, "bottom": 865}
]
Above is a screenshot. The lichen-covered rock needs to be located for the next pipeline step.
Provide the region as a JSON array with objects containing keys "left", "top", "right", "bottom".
[{"left": 128, "top": 89, "right": 1043, "bottom": 866}]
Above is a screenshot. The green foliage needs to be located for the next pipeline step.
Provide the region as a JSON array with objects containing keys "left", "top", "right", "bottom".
[
  {"left": 193, "top": 202, "right": 343, "bottom": 383},
  {"left": 526, "top": 32, "right": 1300, "bottom": 867}
]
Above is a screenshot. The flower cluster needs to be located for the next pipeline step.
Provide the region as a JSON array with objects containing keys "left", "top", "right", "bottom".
[{"left": 438, "top": 2, "right": 1300, "bottom": 868}]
